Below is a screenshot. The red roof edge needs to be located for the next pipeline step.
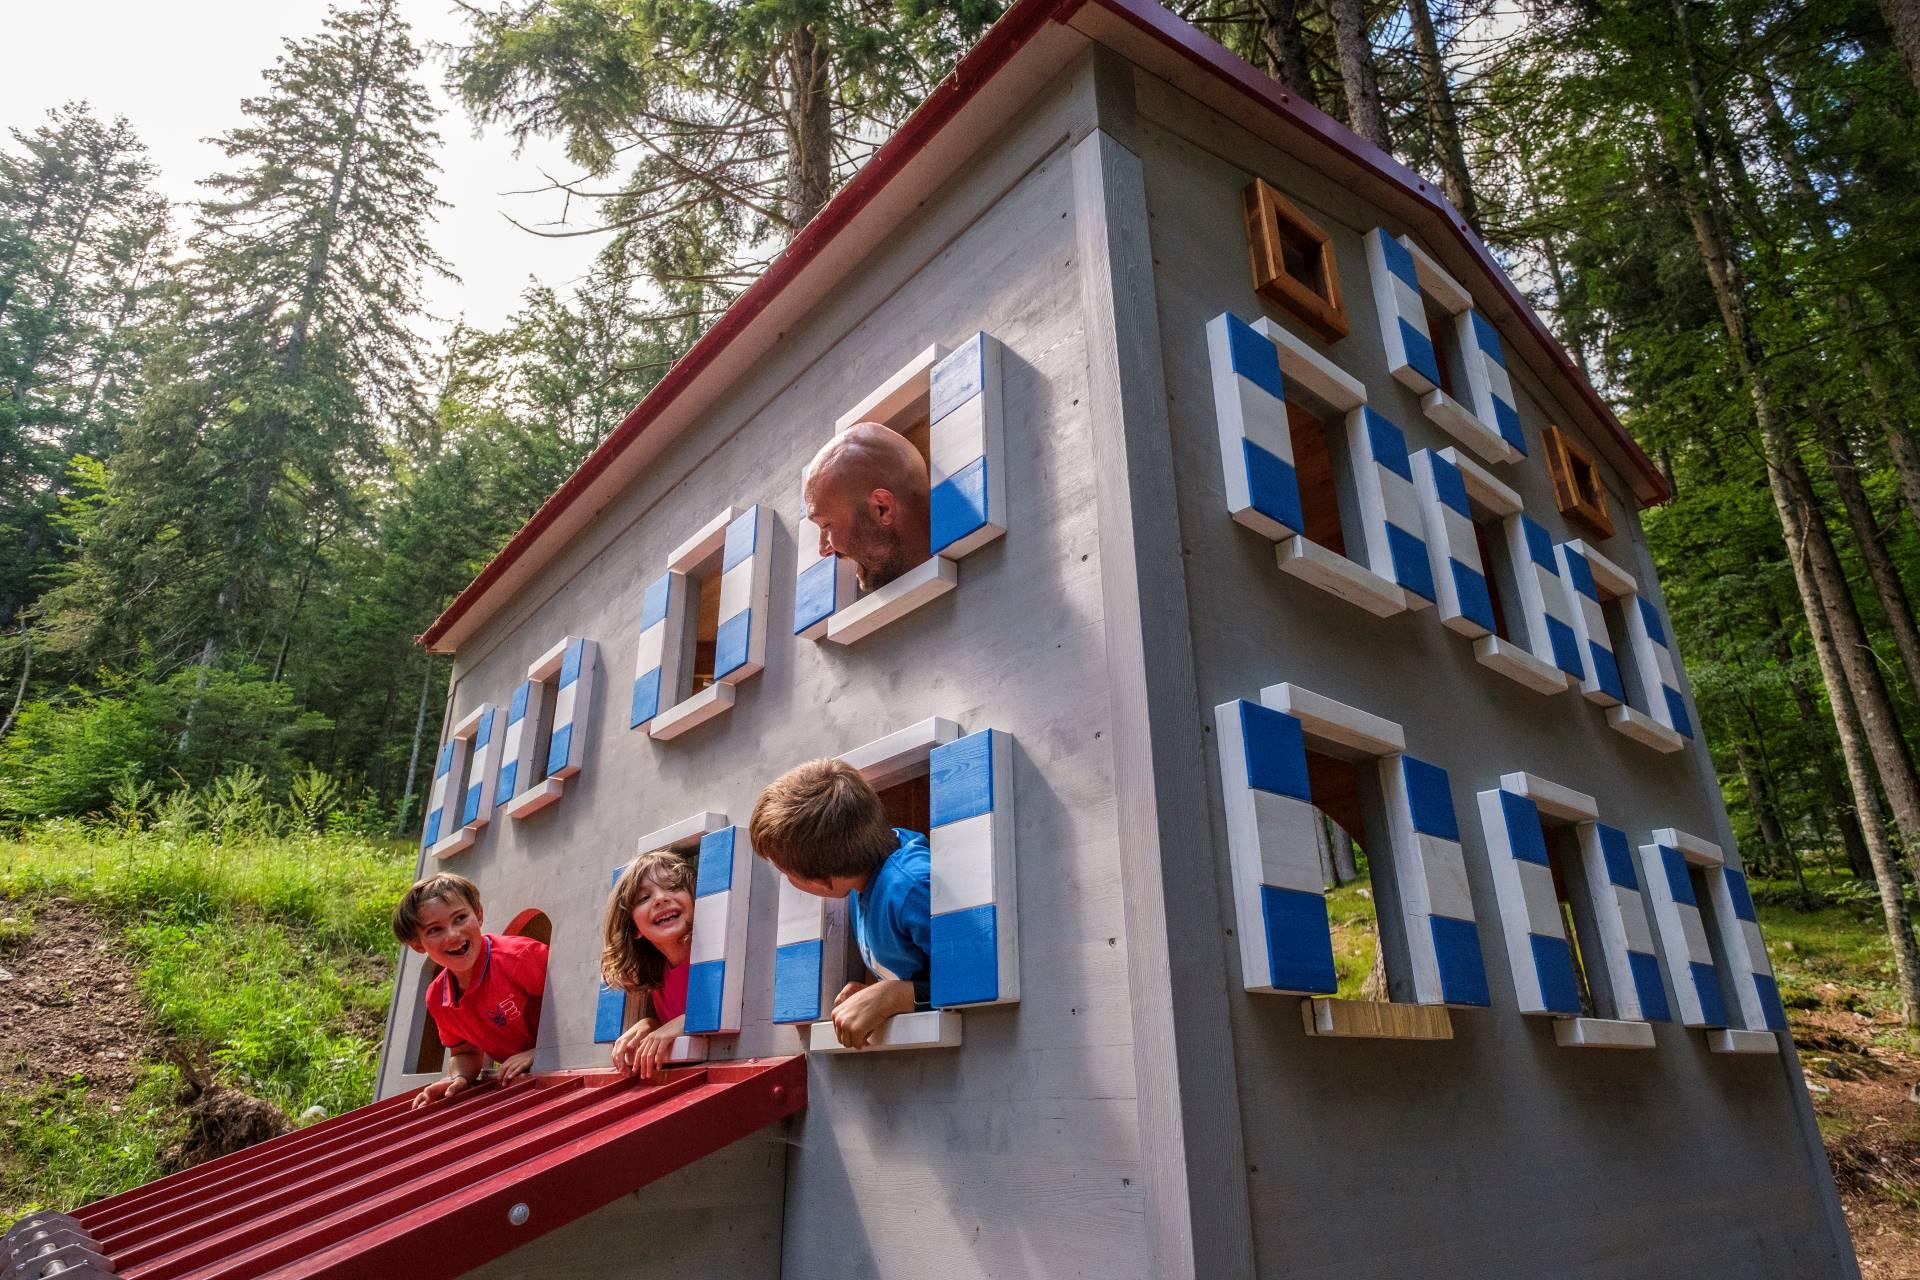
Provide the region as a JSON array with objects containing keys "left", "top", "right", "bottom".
[
  {"left": 420, "top": 0, "right": 1662, "bottom": 651},
  {"left": 417, "top": 0, "right": 1084, "bottom": 650}
]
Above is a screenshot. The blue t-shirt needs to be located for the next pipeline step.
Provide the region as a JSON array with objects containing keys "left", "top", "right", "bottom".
[{"left": 849, "top": 829, "right": 932, "bottom": 1002}]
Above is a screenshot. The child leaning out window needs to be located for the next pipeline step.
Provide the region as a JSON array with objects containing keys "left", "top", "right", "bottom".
[{"left": 601, "top": 848, "right": 696, "bottom": 1078}]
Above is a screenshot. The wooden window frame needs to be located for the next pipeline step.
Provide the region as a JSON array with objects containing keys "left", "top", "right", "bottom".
[
  {"left": 1542, "top": 426, "right": 1614, "bottom": 540},
  {"left": 1243, "top": 179, "right": 1349, "bottom": 343}
]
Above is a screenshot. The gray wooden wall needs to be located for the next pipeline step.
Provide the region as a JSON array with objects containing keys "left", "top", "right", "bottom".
[
  {"left": 387, "top": 52, "right": 1161, "bottom": 1280},
  {"left": 1126, "top": 61, "right": 1854, "bottom": 1280}
]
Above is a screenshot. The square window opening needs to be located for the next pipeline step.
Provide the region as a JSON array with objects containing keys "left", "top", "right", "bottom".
[
  {"left": 1287, "top": 402, "right": 1352, "bottom": 557},
  {"left": 1543, "top": 824, "right": 1600, "bottom": 1018},
  {"left": 836, "top": 373, "right": 935, "bottom": 589},
  {"left": 1544, "top": 426, "right": 1615, "bottom": 539},
  {"left": 1243, "top": 178, "right": 1348, "bottom": 342}
]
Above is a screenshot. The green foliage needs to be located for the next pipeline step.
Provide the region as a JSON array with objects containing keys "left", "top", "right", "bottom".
[
  {"left": 0, "top": 669, "right": 329, "bottom": 820},
  {"left": 0, "top": 1068, "right": 180, "bottom": 1225}
]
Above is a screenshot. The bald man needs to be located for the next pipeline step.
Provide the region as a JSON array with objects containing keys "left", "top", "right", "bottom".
[{"left": 802, "top": 422, "right": 931, "bottom": 591}]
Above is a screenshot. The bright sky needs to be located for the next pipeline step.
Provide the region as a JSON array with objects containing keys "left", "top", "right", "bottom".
[{"left": 1, "top": 0, "right": 615, "bottom": 338}]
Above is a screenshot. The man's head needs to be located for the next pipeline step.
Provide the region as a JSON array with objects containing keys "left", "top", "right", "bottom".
[
  {"left": 394, "top": 873, "right": 487, "bottom": 978},
  {"left": 802, "top": 422, "right": 930, "bottom": 591},
  {"left": 749, "top": 758, "right": 898, "bottom": 899}
]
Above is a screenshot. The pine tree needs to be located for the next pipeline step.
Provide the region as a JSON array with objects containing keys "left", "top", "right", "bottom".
[
  {"left": 49, "top": 0, "right": 447, "bottom": 678},
  {"left": 447, "top": 0, "right": 1001, "bottom": 325}
]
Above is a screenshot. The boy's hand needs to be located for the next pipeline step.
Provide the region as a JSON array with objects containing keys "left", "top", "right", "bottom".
[
  {"left": 829, "top": 979, "right": 916, "bottom": 1049},
  {"left": 497, "top": 1049, "right": 536, "bottom": 1085},
  {"left": 412, "top": 1072, "right": 474, "bottom": 1110}
]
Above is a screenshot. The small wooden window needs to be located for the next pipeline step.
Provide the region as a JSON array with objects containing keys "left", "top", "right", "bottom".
[
  {"left": 1543, "top": 426, "right": 1614, "bottom": 539},
  {"left": 1243, "top": 178, "right": 1349, "bottom": 342}
]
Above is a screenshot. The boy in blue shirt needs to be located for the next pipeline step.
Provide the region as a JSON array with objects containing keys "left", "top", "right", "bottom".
[{"left": 749, "top": 759, "right": 930, "bottom": 1048}]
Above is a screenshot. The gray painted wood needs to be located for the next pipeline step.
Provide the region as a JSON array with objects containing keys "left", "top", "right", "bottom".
[
  {"left": 1131, "top": 65, "right": 1855, "bottom": 1279},
  {"left": 1071, "top": 65, "right": 1259, "bottom": 1280}
]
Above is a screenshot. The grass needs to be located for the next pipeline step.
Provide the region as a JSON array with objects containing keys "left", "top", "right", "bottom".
[
  {"left": 1752, "top": 870, "right": 1920, "bottom": 1052},
  {"left": 0, "top": 823, "right": 415, "bottom": 1225},
  {"left": 1326, "top": 868, "right": 1381, "bottom": 1000}
]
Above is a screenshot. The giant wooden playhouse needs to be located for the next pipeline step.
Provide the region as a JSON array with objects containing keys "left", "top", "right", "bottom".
[{"left": 10, "top": 0, "right": 1858, "bottom": 1276}]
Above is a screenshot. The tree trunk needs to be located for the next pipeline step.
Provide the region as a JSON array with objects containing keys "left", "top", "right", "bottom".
[
  {"left": 1665, "top": 0, "right": 1920, "bottom": 884},
  {"left": 1882, "top": 0, "right": 1920, "bottom": 101},
  {"left": 1404, "top": 0, "right": 1477, "bottom": 227},
  {"left": 0, "top": 631, "right": 30, "bottom": 739},
  {"left": 1794, "top": 519, "right": 1920, "bottom": 1025},
  {"left": 1770, "top": 611, "right": 1874, "bottom": 877},
  {"left": 1807, "top": 401, "right": 1920, "bottom": 701},
  {"left": 783, "top": 22, "right": 833, "bottom": 233},
  {"left": 395, "top": 653, "right": 434, "bottom": 835},
  {"left": 1254, "top": 0, "right": 1319, "bottom": 108},
  {"left": 1325, "top": 0, "right": 1391, "bottom": 149}
]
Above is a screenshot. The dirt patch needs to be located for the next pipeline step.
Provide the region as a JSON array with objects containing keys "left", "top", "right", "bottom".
[
  {"left": 165, "top": 1051, "right": 289, "bottom": 1172},
  {"left": 0, "top": 896, "right": 160, "bottom": 1098},
  {"left": 1798, "top": 1007, "right": 1920, "bottom": 1276}
]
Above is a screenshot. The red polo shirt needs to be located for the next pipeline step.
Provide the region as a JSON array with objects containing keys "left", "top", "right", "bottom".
[{"left": 426, "top": 933, "right": 548, "bottom": 1065}]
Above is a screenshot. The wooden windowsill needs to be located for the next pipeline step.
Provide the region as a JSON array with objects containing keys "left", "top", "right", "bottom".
[
  {"left": 1301, "top": 998, "right": 1453, "bottom": 1040},
  {"left": 1707, "top": 1028, "right": 1780, "bottom": 1055},
  {"left": 806, "top": 1010, "right": 963, "bottom": 1054},
  {"left": 647, "top": 682, "right": 735, "bottom": 741},
  {"left": 1423, "top": 390, "right": 1520, "bottom": 466},
  {"left": 1553, "top": 1017, "right": 1655, "bottom": 1049},
  {"left": 1276, "top": 537, "right": 1409, "bottom": 618},
  {"left": 503, "top": 778, "right": 565, "bottom": 819},
  {"left": 823, "top": 555, "right": 959, "bottom": 645},
  {"left": 1608, "top": 704, "right": 1685, "bottom": 754},
  {"left": 1473, "top": 635, "right": 1570, "bottom": 695}
]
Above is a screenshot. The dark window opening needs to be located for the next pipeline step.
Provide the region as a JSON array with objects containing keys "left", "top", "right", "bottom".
[
  {"left": 1423, "top": 296, "right": 1459, "bottom": 401},
  {"left": 1287, "top": 402, "right": 1348, "bottom": 556},
  {"left": 1472, "top": 519, "right": 1513, "bottom": 641},
  {"left": 527, "top": 683, "right": 555, "bottom": 788},
  {"left": 1602, "top": 594, "right": 1647, "bottom": 712},
  {"left": 1544, "top": 824, "right": 1599, "bottom": 1018},
  {"left": 683, "top": 545, "right": 723, "bottom": 694},
  {"left": 1241, "top": 177, "right": 1348, "bottom": 342}
]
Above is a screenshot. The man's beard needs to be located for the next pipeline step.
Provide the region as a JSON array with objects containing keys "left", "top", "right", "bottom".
[{"left": 850, "top": 507, "right": 915, "bottom": 591}]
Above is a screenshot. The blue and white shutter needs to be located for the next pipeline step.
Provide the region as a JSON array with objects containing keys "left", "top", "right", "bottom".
[
  {"left": 927, "top": 334, "right": 1007, "bottom": 559},
  {"left": 1705, "top": 866, "right": 1787, "bottom": 1033},
  {"left": 1624, "top": 597, "right": 1694, "bottom": 738},
  {"left": 457, "top": 706, "right": 500, "bottom": 834},
  {"left": 495, "top": 679, "right": 539, "bottom": 807},
  {"left": 684, "top": 825, "right": 753, "bottom": 1036},
  {"left": 544, "top": 637, "right": 596, "bottom": 781},
  {"left": 1456, "top": 311, "right": 1527, "bottom": 459},
  {"left": 1504, "top": 515, "right": 1584, "bottom": 686},
  {"left": 1347, "top": 408, "right": 1435, "bottom": 606},
  {"left": 1577, "top": 823, "right": 1669, "bottom": 1022},
  {"left": 1213, "top": 699, "right": 1337, "bottom": 995},
  {"left": 594, "top": 863, "right": 630, "bottom": 1043},
  {"left": 421, "top": 737, "right": 467, "bottom": 857},
  {"left": 772, "top": 879, "right": 845, "bottom": 1026},
  {"left": 1557, "top": 544, "right": 1626, "bottom": 706},
  {"left": 1381, "top": 755, "right": 1489, "bottom": 1006},
  {"left": 928, "top": 729, "right": 1018, "bottom": 1009},
  {"left": 629, "top": 572, "right": 686, "bottom": 728},
  {"left": 1365, "top": 229, "right": 1442, "bottom": 395},
  {"left": 1477, "top": 788, "right": 1582, "bottom": 1016},
  {"left": 792, "top": 518, "right": 859, "bottom": 640},
  {"left": 1636, "top": 835, "right": 1729, "bottom": 1027},
  {"left": 713, "top": 505, "right": 772, "bottom": 683},
  {"left": 1208, "top": 312, "right": 1304, "bottom": 542},
  {"left": 1411, "top": 449, "right": 1497, "bottom": 638}
]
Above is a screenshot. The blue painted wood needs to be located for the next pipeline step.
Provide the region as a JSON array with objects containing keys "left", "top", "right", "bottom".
[{"left": 930, "top": 730, "right": 996, "bottom": 827}]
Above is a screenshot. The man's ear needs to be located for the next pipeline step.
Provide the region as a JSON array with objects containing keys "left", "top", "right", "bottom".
[{"left": 868, "top": 486, "right": 897, "bottom": 527}]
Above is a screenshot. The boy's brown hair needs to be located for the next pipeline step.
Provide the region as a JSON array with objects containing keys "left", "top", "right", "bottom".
[
  {"left": 391, "top": 872, "right": 483, "bottom": 944},
  {"left": 601, "top": 848, "right": 697, "bottom": 992},
  {"left": 749, "top": 758, "right": 897, "bottom": 881}
]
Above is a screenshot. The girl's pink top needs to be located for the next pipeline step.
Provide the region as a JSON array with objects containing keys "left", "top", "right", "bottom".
[{"left": 651, "top": 960, "right": 689, "bottom": 1023}]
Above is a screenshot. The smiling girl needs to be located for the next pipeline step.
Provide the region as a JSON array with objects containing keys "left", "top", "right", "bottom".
[{"left": 600, "top": 848, "right": 697, "bottom": 1078}]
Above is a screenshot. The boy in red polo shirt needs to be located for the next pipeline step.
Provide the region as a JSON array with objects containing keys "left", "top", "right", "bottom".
[{"left": 392, "top": 873, "right": 549, "bottom": 1109}]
